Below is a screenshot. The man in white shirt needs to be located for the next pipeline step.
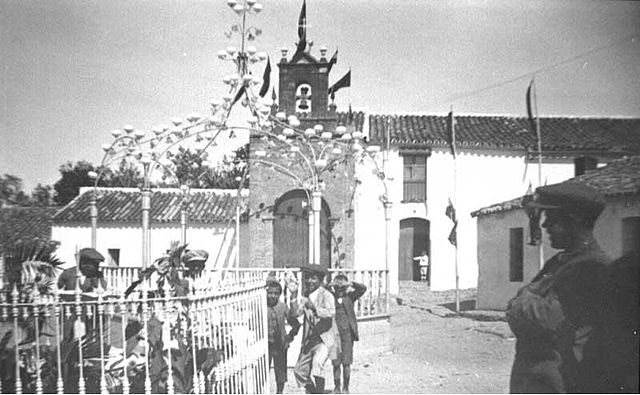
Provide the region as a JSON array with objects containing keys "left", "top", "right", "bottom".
[{"left": 288, "top": 264, "right": 337, "bottom": 394}]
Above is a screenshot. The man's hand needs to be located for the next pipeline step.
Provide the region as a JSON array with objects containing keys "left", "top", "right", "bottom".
[
  {"left": 303, "top": 298, "right": 315, "bottom": 311},
  {"left": 285, "top": 273, "right": 299, "bottom": 294}
]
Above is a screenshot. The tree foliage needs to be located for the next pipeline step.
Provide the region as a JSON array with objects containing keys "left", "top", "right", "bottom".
[
  {"left": 163, "top": 143, "right": 249, "bottom": 189},
  {"left": 0, "top": 174, "right": 30, "bottom": 207},
  {"left": 53, "top": 160, "right": 98, "bottom": 205}
]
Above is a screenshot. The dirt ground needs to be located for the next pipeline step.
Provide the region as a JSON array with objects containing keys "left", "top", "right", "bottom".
[{"left": 278, "top": 288, "right": 516, "bottom": 394}]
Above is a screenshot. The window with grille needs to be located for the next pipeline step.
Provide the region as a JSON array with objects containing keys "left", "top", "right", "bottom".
[
  {"left": 402, "top": 154, "right": 427, "bottom": 202},
  {"left": 509, "top": 228, "right": 524, "bottom": 282}
]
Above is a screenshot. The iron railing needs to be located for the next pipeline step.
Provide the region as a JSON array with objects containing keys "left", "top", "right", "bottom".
[
  {"left": 101, "top": 267, "right": 390, "bottom": 319},
  {"left": 0, "top": 273, "right": 269, "bottom": 394}
]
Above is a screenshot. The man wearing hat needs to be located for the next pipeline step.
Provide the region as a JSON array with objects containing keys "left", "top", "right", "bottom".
[
  {"left": 287, "top": 264, "right": 338, "bottom": 394},
  {"left": 57, "top": 247, "right": 107, "bottom": 292},
  {"left": 507, "top": 182, "right": 611, "bottom": 393}
]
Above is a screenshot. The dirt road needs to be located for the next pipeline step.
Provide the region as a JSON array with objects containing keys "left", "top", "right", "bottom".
[{"left": 280, "top": 289, "right": 516, "bottom": 394}]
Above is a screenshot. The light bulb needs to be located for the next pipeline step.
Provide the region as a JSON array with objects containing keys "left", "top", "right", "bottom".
[
  {"left": 217, "top": 50, "right": 227, "bottom": 60},
  {"left": 233, "top": 4, "right": 244, "bottom": 14},
  {"left": 276, "top": 112, "right": 287, "bottom": 120},
  {"left": 321, "top": 131, "right": 332, "bottom": 140},
  {"left": 253, "top": 3, "right": 263, "bottom": 12},
  {"left": 247, "top": 46, "right": 257, "bottom": 55},
  {"left": 123, "top": 125, "right": 134, "bottom": 133},
  {"left": 283, "top": 128, "right": 294, "bottom": 136},
  {"left": 171, "top": 117, "right": 182, "bottom": 126},
  {"left": 314, "top": 124, "right": 324, "bottom": 132},
  {"left": 102, "top": 144, "right": 111, "bottom": 152},
  {"left": 336, "top": 126, "right": 347, "bottom": 134},
  {"left": 289, "top": 118, "right": 300, "bottom": 128},
  {"left": 304, "top": 128, "right": 315, "bottom": 137},
  {"left": 111, "top": 129, "right": 122, "bottom": 138},
  {"left": 134, "top": 130, "right": 146, "bottom": 139}
]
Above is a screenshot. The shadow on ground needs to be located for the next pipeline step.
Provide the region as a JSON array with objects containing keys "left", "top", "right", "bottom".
[{"left": 439, "top": 299, "right": 476, "bottom": 312}]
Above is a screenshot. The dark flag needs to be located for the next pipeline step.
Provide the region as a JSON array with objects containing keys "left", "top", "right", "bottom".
[
  {"left": 328, "top": 70, "right": 351, "bottom": 95},
  {"left": 259, "top": 57, "right": 271, "bottom": 97},
  {"left": 298, "top": 0, "right": 306, "bottom": 42},
  {"left": 448, "top": 109, "right": 457, "bottom": 158},
  {"left": 328, "top": 49, "right": 338, "bottom": 72},
  {"left": 347, "top": 103, "right": 354, "bottom": 124},
  {"left": 446, "top": 198, "right": 457, "bottom": 246},
  {"left": 446, "top": 197, "right": 457, "bottom": 223},
  {"left": 231, "top": 85, "right": 246, "bottom": 107},
  {"left": 293, "top": 0, "right": 307, "bottom": 57},
  {"left": 521, "top": 182, "right": 542, "bottom": 246},
  {"left": 526, "top": 79, "right": 537, "bottom": 134},
  {"left": 448, "top": 223, "right": 458, "bottom": 247}
]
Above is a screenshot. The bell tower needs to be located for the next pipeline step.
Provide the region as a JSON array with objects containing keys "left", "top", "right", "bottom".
[{"left": 276, "top": 3, "right": 338, "bottom": 132}]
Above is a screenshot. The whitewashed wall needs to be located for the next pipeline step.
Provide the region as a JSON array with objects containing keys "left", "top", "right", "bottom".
[
  {"left": 51, "top": 222, "right": 247, "bottom": 269},
  {"left": 477, "top": 195, "right": 640, "bottom": 310},
  {"left": 355, "top": 146, "right": 579, "bottom": 292}
]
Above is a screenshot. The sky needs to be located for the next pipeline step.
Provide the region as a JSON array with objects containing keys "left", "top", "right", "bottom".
[{"left": 1, "top": 0, "right": 639, "bottom": 192}]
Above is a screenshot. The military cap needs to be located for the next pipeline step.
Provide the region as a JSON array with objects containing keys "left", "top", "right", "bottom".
[
  {"left": 181, "top": 249, "right": 209, "bottom": 263},
  {"left": 526, "top": 182, "right": 605, "bottom": 217},
  {"left": 297, "top": 263, "right": 328, "bottom": 278},
  {"left": 78, "top": 248, "right": 105, "bottom": 264}
]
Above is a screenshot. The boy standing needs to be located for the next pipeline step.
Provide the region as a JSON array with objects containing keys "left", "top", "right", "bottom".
[
  {"left": 266, "top": 278, "right": 301, "bottom": 394},
  {"left": 329, "top": 275, "right": 367, "bottom": 394}
]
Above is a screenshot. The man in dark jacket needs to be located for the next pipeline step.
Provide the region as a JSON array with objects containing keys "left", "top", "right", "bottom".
[
  {"left": 266, "top": 278, "right": 301, "bottom": 394},
  {"left": 57, "top": 247, "right": 106, "bottom": 292},
  {"left": 329, "top": 274, "right": 367, "bottom": 394},
  {"left": 507, "top": 182, "right": 610, "bottom": 393}
]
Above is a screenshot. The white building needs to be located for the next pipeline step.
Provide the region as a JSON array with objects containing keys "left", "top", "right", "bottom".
[
  {"left": 472, "top": 155, "right": 640, "bottom": 310},
  {"left": 51, "top": 187, "right": 248, "bottom": 268},
  {"left": 357, "top": 114, "right": 640, "bottom": 291}
]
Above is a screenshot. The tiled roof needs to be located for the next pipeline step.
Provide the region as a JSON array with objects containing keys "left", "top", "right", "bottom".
[
  {"left": 0, "top": 206, "right": 59, "bottom": 245},
  {"left": 571, "top": 155, "right": 640, "bottom": 196},
  {"left": 337, "top": 110, "right": 366, "bottom": 132},
  {"left": 369, "top": 114, "right": 640, "bottom": 153},
  {"left": 53, "top": 188, "right": 246, "bottom": 225},
  {"left": 472, "top": 155, "right": 640, "bottom": 217}
]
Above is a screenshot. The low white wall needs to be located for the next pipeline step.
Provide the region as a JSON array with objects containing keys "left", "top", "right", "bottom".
[{"left": 51, "top": 222, "right": 247, "bottom": 268}]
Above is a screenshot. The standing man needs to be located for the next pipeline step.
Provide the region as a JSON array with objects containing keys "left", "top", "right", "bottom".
[
  {"left": 507, "top": 183, "right": 610, "bottom": 393},
  {"left": 413, "top": 251, "right": 430, "bottom": 282},
  {"left": 266, "top": 278, "right": 301, "bottom": 394},
  {"left": 288, "top": 264, "right": 337, "bottom": 394},
  {"left": 328, "top": 274, "right": 367, "bottom": 394}
]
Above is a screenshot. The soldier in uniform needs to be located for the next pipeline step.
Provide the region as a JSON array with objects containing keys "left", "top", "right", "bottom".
[{"left": 507, "top": 182, "right": 610, "bottom": 393}]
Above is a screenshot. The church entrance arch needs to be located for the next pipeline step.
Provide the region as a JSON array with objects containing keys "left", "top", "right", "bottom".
[
  {"left": 398, "top": 218, "right": 431, "bottom": 283},
  {"left": 273, "top": 189, "right": 332, "bottom": 269}
]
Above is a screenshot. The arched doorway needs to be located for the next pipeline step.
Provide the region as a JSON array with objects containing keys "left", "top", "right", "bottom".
[
  {"left": 273, "top": 190, "right": 331, "bottom": 269},
  {"left": 398, "top": 218, "right": 431, "bottom": 283}
]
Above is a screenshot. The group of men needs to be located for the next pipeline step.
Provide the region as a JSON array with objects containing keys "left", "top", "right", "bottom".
[
  {"left": 266, "top": 265, "right": 367, "bottom": 394},
  {"left": 508, "top": 182, "right": 639, "bottom": 393}
]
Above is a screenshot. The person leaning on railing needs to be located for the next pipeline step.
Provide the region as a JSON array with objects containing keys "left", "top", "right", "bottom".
[
  {"left": 57, "top": 247, "right": 107, "bottom": 341},
  {"left": 57, "top": 248, "right": 107, "bottom": 292}
]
